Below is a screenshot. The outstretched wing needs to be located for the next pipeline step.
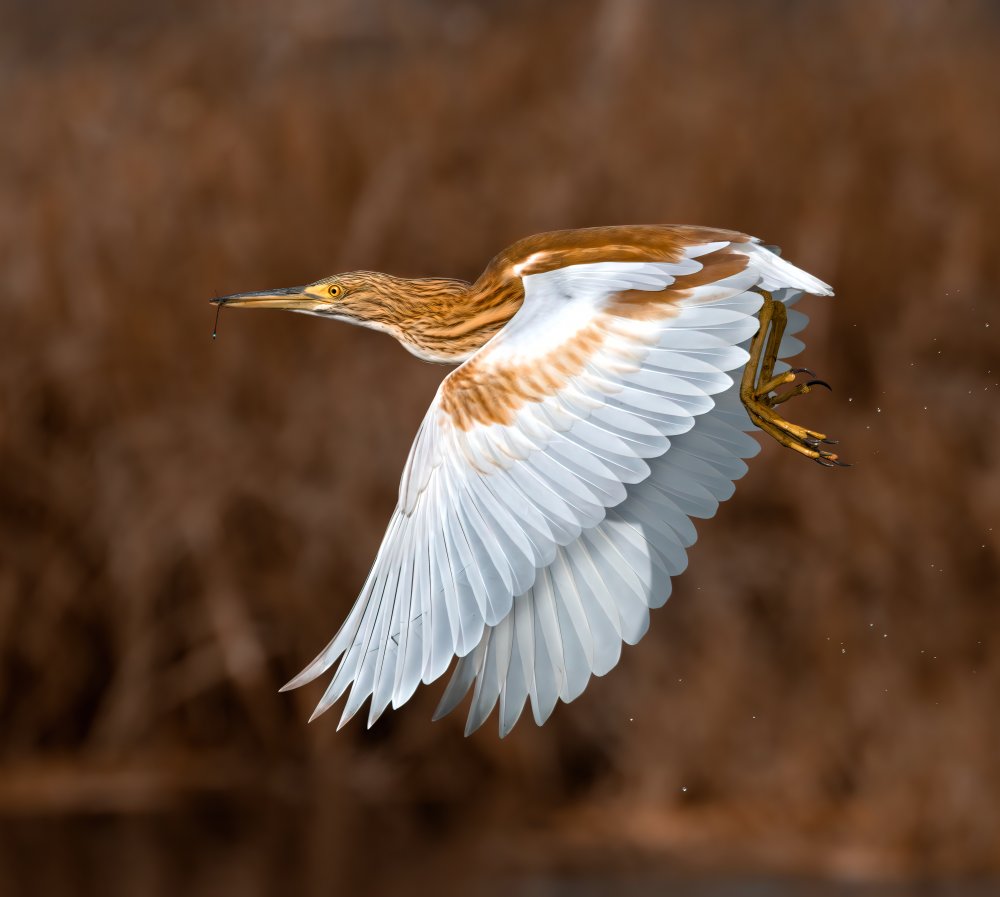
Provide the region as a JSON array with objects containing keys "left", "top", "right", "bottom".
[
  {"left": 283, "top": 234, "right": 832, "bottom": 732},
  {"left": 435, "top": 282, "right": 817, "bottom": 734}
]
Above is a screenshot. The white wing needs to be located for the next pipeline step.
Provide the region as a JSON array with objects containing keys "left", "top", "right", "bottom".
[
  {"left": 435, "top": 285, "right": 816, "bottom": 734},
  {"left": 282, "top": 238, "right": 832, "bottom": 733}
]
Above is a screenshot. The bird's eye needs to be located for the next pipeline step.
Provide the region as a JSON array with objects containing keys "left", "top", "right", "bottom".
[{"left": 327, "top": 284, "right": 343, "bottom": 299}]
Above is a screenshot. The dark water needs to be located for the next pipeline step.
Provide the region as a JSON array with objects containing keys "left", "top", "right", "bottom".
[{"left": 1, "top": 802, "right": 995, "bottom": 897}]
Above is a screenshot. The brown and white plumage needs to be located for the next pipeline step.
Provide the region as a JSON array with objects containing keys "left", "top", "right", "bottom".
[{"left": 215, "top": 225, "right": 833, "bottom": 736}]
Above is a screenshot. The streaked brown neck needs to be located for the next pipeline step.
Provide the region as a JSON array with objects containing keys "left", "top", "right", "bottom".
[{"left": 381, "top": 275, "right": 524, "bottom": 364}]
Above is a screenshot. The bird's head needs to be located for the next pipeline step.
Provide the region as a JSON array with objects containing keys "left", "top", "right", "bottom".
[
  {"left": 211, "top": 271, "right": 491, "bottom": 362},
  {"left": 211, "top": 272, "right": 409, "bottom": 328}
]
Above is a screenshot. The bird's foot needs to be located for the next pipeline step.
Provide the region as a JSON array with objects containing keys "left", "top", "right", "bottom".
[
  {"left": 756, "top": 367, "right": 831, "bottom": 407},
  {"left": 740, "top": 292, "right": 849, "bottom": 468},
  {"left": 743, "top": 395, "right": 846, "bottom": 466}
]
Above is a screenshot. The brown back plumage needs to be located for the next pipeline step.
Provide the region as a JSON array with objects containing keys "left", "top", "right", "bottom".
[{"left": 337, "top": 225, "right": 750, "bottom": 363}]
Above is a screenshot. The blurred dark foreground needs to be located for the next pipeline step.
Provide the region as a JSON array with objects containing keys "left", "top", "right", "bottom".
[
  {"left": 1, "top": 0, "right": 999, "bottom": 894},
  {"left": 5, "top": 810, "right": 1000, "bottom": 897}
]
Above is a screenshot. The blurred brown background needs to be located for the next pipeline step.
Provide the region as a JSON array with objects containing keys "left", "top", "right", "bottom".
[{"left": 1, "top": 0, "right": 998, "bottom": 894}]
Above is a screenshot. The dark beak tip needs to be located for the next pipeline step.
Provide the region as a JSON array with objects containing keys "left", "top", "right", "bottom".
[{"left": 206, "top": 285, "right": 307, "bottom": 307}]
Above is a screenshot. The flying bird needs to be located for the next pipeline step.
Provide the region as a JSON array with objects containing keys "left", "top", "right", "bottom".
[{"left": 213, "top": 224, "right": 840, "bottom": 736}]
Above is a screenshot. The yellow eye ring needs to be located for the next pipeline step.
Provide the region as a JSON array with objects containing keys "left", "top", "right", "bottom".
[{"left": 327, "top": 284, "right": 343, "bottom": 299}]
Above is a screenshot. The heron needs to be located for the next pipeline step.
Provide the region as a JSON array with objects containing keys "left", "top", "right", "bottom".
[{"left": 213, "top": 224, "right": 841, "bottom": 736}]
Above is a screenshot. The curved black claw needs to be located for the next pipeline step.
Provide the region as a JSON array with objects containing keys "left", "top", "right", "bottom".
[
  {"left": 805, "top": 379, "right": 833, "bottom": 391},
  {"left": 821, "top": 438, "right": 839, "bottom": 445},
  {"left": 789, "top": 367, "right": 817, "bottom": 377},
  {"left": 803, "top": 437, "right": 822, "bottom": 448},
  {"left": 814, "top": 454, "right": 852, "bottom": 468}
]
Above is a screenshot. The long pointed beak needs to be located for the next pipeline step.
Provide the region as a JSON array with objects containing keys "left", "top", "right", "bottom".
[{"left": 210, "top": 285, "right": 326, "bottom": 311}]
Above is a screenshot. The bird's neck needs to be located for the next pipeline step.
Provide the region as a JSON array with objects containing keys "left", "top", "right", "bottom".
[{"left": 388, "top": 276, "right": 524, "bottom": 364}]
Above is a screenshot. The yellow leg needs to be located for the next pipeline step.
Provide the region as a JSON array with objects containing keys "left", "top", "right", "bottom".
[{"left": 740, "top": 291, "right": 848, "bottom": 467}]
